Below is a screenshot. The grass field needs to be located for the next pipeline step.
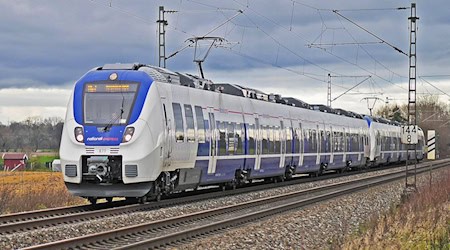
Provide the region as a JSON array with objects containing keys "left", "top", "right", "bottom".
[{"left": 0, "top": 171, "right": 86, "bottom": 214}]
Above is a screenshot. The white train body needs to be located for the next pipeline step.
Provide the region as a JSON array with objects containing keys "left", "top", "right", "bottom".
[{"left": 60, "top": 63, "right": 425, "bottom": 200}]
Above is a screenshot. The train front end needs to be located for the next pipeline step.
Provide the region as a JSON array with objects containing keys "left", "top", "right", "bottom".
[{"left": 60, "top": 64, "right": 163, "bottom": 202}]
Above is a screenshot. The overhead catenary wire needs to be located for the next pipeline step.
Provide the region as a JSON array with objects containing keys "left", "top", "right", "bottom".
[
  {"left": 332, "top": 10, "right": 408, "bottom": 56},
  {"left": 166, "top": 9, "right": 243, "bottom": 60},
  {"left": 231, "top": 0, "right": 407, "bottom": 89},
  {"left": 418, "top": 77, "right": 450, "bottom": 99},
  {"left": 333, "top": 14, "right": 407, "bottom": 80},
  {"left": 332, "top": 76, "right": 371, "bottom": 102},
  {"left": 238, "top": 11, "right": 345, "bottom": 78},
  {"left": 87, "top": 0, "right": 410, "bottom": 98}
]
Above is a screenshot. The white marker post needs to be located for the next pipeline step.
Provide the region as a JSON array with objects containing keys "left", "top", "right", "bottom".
[
  {"left": 427, "top": 130, "right": 436, "bottom": 187},
  {"left": 427, "top": 130, "right": 436, "bottom": 160}
]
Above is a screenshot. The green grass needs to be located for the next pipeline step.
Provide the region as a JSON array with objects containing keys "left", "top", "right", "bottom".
[{"left": 28, "top": 155, "right": 59, "bottom": 172}]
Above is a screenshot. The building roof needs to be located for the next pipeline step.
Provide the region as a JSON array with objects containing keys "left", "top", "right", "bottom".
[{"left": 2, "top": 153, "right": 28, "bottom": 160}]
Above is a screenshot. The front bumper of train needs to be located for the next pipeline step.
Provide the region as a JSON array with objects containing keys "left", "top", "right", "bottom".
[{"left": 65, "top": 181, "right": 153, "bottom": 197}]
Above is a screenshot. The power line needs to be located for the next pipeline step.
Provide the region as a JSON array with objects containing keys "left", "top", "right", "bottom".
[
  {"left": 291, "top": 1, "right": 409, "bottom": 12},
  {"left": 193, "top": 0, "right": 407, "bottom": 90},
  {"left": 240, "top": 11, "right": 345, "bottom": 77},
  {"left": 332, "top": 10, "right": 408, "bottom": 56},
  {"left": 333, "top": 14, "right": 407, "bottom": 80},
  {"left": 419, "top": 77, "right": 450, "bottom": 99},
  {"left": 332, "top": 76, "right": 371, "bottom": 102},
  {"left": 308, "top": 41, "right": 383, "bottom": 47},
  {"left": 420, "top": 75, "right": 450, "bottom": 78},
  {"left": 282, "top": 1, "right": 409, "bottom": 87},
  {"left": 223, "top": 47, "right": 328, "bottom": 83},
  {"left": 331, "top": 7, "right": 409, "bottom": 12}
]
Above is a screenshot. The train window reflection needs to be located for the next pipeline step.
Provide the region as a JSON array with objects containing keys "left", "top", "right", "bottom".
[
  {"left": 194, "top": 106, "right": 205, "bottom": 143},
  {"left": 172, "top": 103, "right": 184, "bottom": 142},
  {"left": 248, "top": 124, "right": 256, "bottom": 155},
  {"left": 184, "top": 105, "right": 195, "bottom": 142}
]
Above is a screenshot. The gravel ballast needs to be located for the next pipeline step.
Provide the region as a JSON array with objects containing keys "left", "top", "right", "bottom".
[{"left": 0, "top": 165, "right": 447, "bottom": 249}]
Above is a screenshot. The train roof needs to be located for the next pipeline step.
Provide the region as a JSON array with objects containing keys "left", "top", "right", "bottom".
[{"left": 97, "top": 63, "right": 402, "bottom": 123}]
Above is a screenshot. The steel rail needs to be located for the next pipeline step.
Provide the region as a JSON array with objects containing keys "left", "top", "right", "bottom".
[
  {"left": 0, "top": 201, "right": 130, "bottom": 226},
  {"left": 23, "top": 160, "right": 448, "bottom": 250}
]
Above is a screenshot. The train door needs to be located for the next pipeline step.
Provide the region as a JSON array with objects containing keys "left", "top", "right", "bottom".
[
  {"left": 254, "top": 117, "right": 261, "bottom": 170},
  {"left": 207, "top": 110, "right": 217, "bottom": 174},
  {"left": 160, "top": 97, "right": 172, "bottom": 167}
]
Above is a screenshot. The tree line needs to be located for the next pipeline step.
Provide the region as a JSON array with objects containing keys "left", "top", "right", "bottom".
[
  {"left": 0, "top": 116, "right": 63, "bottom": 152},
  {"left": 375, "top": 95, "right": 450, "bottom": 158}
]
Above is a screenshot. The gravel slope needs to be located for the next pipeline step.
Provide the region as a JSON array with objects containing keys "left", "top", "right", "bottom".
[{"left": 176, "top": 168, "right": 447, "bottom": 250}]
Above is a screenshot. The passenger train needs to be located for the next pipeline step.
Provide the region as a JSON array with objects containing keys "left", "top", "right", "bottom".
[{"left": 60, "top": 63, "right": 425, "bottom": 203}]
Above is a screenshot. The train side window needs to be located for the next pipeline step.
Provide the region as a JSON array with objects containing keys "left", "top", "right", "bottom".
[
  {"left": 172, "top": 103, "right": 184, "bottom": 142},
  {"left": 227, "top": 122, "right": 236, "bottom": 155},
  {"left": 194, "top": 106, "right": 205, "bottom": 143},
  {"left": 318, "top": 130, "right": 323, "bottom": 153},
  {"left": 345, "top": 133, "right": 353, "bottom": 152},
  {"left": 268, "top": 126, "right": 275, "bottom": 154},
  {"left": 236, "top": 123, "right": 244, "bottom": 155},
  {"left": 352, "top": 133, "right": 358, "bottom": 152},
  {"left": 286, "top": 127, "right": 292, "bottom": 154},
  {"left": 310, "top": 129, "right": 317, "bottom": 153},
  {"left": 248, "top": 124, "right": 256, "bottom": 155},
  {"left": 274, "top": 126, "right": 280, "bottom": 153},
  {"left": 303, "top": 129, "right": 309, "bottom": 153},
  {"left": 184, "top": 105, "right": 195, "bottom": 142},
  {"left": 262, "top": 125, "right": 269, "bottom": 154},
  {"left": 333, "top": 131, "right": 339, "bottom": 152},
  {"left": 218, "top": 121, "right": 226, "bottom": 156},
  {"left": 326, "top": 131, "right": 331, "bottom": 153}
]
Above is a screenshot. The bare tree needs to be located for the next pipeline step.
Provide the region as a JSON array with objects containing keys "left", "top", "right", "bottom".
[{"left": 374, "top": 95, "right": 450, "bottom": 157}]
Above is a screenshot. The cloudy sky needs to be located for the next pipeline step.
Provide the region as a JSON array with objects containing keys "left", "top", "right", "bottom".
[{"left": 1, "top": 0, "right": 449, "bottom": 124}]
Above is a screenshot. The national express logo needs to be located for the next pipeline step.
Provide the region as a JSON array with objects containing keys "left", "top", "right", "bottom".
[{"left": 86, "top": 137, "right": 119, "bottom": 142}]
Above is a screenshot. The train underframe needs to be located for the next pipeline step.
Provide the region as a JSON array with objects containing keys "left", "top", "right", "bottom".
[
  {"left": 71, "top": 155, "right": 378, "bottom": 204},
  {"left": 71, "top": 151, "right": 423, "bottom": 204}
]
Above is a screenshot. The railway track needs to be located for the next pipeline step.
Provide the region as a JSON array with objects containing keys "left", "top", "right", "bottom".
[
  {"left": 0, "top": 201, "right": 130, "bottom": 227},
  {"left": 1, "top": 159, "right": 447, "bottom": 235},
  {"left": 23, "top": 160, "right": 449, "bottom": 250}
]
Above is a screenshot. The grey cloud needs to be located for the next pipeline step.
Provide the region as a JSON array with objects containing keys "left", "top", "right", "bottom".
[{"left": 0, "top": 0, "right": 448, "bottom": 94}]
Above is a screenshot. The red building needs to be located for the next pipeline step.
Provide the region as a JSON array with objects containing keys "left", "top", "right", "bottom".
[{"left": 2, "top": 153, "right": 28, "bottom": 171}]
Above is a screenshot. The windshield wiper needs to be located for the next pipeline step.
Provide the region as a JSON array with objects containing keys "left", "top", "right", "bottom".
[{"left": 103, "top": 96, "right": 125, "bottom": 132}]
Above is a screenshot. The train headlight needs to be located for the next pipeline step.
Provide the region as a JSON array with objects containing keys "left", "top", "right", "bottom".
[
  {"left": 74, "top": 127, "right": 84, "bottom": 143},
  {"left": 122, "top": 127, "right": 135, "bottom": 143}
]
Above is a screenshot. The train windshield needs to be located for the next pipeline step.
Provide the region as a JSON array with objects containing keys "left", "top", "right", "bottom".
[{"left": 83, "top": 82, "right": 139, "bottom": 125}]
